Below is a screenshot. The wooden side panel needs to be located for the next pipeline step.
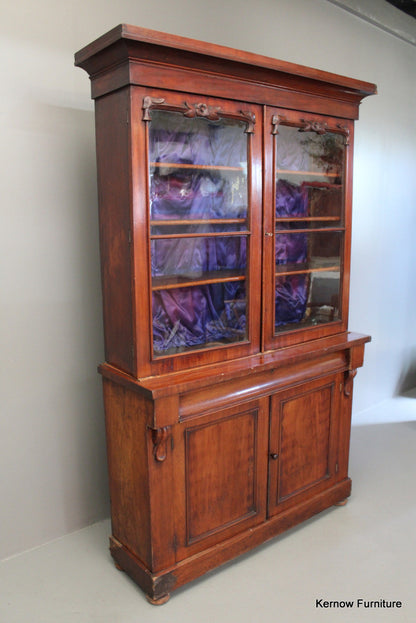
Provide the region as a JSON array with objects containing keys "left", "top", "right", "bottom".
[
  {"left": 174, "top": 398, "right": 268, "bottom": 560},
  {"left": 95, "top": 89, "right": 135, "bottom": 374},
  {"left": 103, "top": 379, "right": 152, "bottom": 566}
]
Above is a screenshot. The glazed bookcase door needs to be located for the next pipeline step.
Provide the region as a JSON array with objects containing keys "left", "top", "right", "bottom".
[
  {"left": 140, "top": 91, "right": 262, "bottom": 374},
  {"left": 263, "top": 108, "right": 353, "bottom": 351}
]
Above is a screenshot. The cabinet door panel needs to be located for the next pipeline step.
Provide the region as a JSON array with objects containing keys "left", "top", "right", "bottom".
[
  {"left": 268, "top": 374, "right": 341, "bottom": 516},
  {"left": 174, "top": 398, "right": 268, "bottom": 560}
]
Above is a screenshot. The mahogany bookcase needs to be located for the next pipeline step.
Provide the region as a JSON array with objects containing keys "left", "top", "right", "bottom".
[{"left": 75, "top": 25, "right": 376, "bottom": 604}]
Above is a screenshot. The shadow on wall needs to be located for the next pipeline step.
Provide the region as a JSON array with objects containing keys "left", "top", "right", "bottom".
[{"left": 396, "top": 349, "right": 416, "bottom": 396}]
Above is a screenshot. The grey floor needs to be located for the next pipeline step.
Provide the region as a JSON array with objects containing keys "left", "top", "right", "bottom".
[{"left": 1, "top": 394, "right": 415, "bottom": 623}]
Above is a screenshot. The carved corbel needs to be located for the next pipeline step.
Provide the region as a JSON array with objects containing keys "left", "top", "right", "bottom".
[
  {"left": 240, "top": 110, "right": 256, "bottom": 133},
  {"left": 150, "top": 426, "right": 172, "bottom": 462},
  {"left": 271, "top": 114, "right": 287, "bottom": 135},
  {"left": 142, "top": 96, "right": 166, "bottom": 121},
  {"left": 344, "top": 369, "right": 357, "bottom": 398},
  {"left": 336, "top": 123, "right": 351, "bottom": 146}
]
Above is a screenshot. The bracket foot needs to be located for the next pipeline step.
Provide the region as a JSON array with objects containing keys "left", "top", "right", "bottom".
[
  {"left": 335, "top": 498, "right": 348, "bottom": 506},
  {"left": 146, "top": 593, "right": 170, "bottom": 605}
]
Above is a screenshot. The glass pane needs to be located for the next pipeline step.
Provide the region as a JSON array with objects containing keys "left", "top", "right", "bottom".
[
  {"left": 149, "top": 111, "right": 248, "bottom": 224},
  {"left": 275, "top": 269, "right": 340, "bottom": 331},
  {"left": 274, "top": 228, "right": 342, "bottom": 332},
  {"left": 276, "top": 125, "right": 345, "bottom": 181},
  {"left": 152, "top": 282, "right": 247, "bottom": 356},
  {"left": 275, "top": 230, "right": 342, "bottom": 270},
  {"left": 276, "top": 179, "right": 343, "bottom": 221},
  {"left": 148, "top": 108, "right": 250, "bottom": 356},
  {"left": 151, "top": 236, "right": 246, "bottom": 280},
  {"left": 274, "top": 229, "right": 342, "bottom": 332},
  {"left": 274, "top": 123, "right": 345, "bottom": 335}
]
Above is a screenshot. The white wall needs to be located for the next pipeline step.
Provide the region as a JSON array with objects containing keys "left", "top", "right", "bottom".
[{"left": 1, "top": 0, "right": 415, "bottom": 560}]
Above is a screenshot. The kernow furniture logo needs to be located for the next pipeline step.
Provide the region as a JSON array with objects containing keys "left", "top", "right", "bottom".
[{"left": 315, "top": 599, "right": 403, "bottom": 609}]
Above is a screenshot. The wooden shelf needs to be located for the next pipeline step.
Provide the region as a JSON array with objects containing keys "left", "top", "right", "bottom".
[
  {"left": 151, "top": 218, "right": 249, "bottom": 238},
  {"left": 276, "top": 168, "right": 340, "bottom": 178},
  {"left": 275, "top": 226, "right": 344, "bottom": 234},
  {"left": 275, "top": 216, "right": 340, "bottom": 222},
  {"left": 151, "top": 230, "right": 250, "bottom": 240},
  {"left": 275, "top": 262, "right": 340, "bottom": 277},
  {"left": 152, "top": 270, "right": 246, "bottom": 291},
  {"left": 151, "top": 218, "right": 247, "bottom": 226},
  {"left": 151, "top": 162, "right": 246, "bottom": 172}
]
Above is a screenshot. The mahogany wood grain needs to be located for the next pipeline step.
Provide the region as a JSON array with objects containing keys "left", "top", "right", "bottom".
[
  {"left": 110, "top": 477, "right": 352, "bottom": 602},
  {"left": 268, "top": 374, "right": 342, "bottom": 515},
  {"left": 103, "top": 380, "right": 152, "bottom": 566},
  {"left": 98, "top": 332, "right": 370, "bottom": 402},
  {"left": 75, "top": 24, "right": 376, "bottom": 102},
  {"left": 95, "top": 90, "right": 135, "bottom": 374},
  {"left": 173, "top": 399, "right": 268, "bottom": 560}
]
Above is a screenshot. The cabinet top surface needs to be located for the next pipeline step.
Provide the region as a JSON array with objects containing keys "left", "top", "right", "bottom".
[
  {"left": 74, "top": 23, "right": 376, "bottom": 98},
  {"left": 99, "top": 332, "right": 371, "bottom": 400}
]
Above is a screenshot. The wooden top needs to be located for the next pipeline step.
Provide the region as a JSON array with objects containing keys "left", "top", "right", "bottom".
[
  {"left": 75, "top": 24, "right": 377, "bottom": 100},
  {"left": 99, "top": 331, "right": 371, "bottom": 401}
]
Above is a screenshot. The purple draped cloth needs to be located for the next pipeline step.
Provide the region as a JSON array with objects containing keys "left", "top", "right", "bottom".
[
  {"left": 275, "top": 179, "right": 309, "bottom": 327},
  {"left": 149, "top": 116, "right": 248, "bottom": 353}
]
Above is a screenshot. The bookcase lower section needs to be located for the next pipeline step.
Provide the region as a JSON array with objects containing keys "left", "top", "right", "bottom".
[
  {"left": 101, "top": 332, "right": 369, "bottom": 605},
  {"left": 109, "top": 478, "right": 352, "bottom": 604}
]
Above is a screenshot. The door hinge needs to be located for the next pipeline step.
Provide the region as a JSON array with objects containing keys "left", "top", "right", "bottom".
[{"left": 335, "top": 462, "right": 339, "bottom": 473}]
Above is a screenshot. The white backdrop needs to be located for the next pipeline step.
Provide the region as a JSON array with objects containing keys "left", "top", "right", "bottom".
[{"left": 1, "top": 0, "right": 415, "bottom": 560}]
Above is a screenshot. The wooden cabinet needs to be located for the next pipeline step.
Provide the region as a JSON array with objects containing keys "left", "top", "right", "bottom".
[{"left": 75, "top": 25, "right": 376, "bottom": 603}]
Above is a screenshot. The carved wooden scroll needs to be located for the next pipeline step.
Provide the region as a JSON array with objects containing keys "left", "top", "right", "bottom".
[
  {"left": 150, "top": 426, "right": 171, "bottom": 462},
  {"left": 299, "top": 119, "right": 328, "bottom": 135},
  {"left": 271, "top": 114, "right": 287, "bottom": 135},
  {"left": 344, "top": 369, "right": 357, "bottom": 398},
  {"left": 142, "top": 97, "right": 255, "bottom": 132},
  {"left": 337, "top": 123, "right": 351, "bottom": 145}
]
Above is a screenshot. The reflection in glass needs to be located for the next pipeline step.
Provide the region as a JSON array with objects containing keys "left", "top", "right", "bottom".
[
  {"left": 274, "top": 124, "right": 345, "bottom": 333},
  {"left": 276, "top": 125, "right": 345, "bottom": 179}
]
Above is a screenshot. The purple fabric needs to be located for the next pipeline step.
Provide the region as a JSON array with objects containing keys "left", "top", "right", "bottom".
[
  {"left": 149, "top": 114, "right": 248, "bottom": 353},
  {"left": 275, "top": 179, "right": 309, "bottom": 327},
  {"left": 152, "top": 282, "right": 246, "bottom": 353},
  {"left": 275, "top": 275, "right": 309, "bottom": 327},
  {"left": 151, "top": 236, "right": 246, "bottom": 277},
  {"left": 150, "top": 171, "right": 246, "bottom": 220},
  {"left": 275, "top": 179, "right": 308, "bottom": 218},
  {"left": 152, "top": 236, "right": 247, "bottom": 353},
  {"left": 149, "top": 117, "right": 247, "bottom": 168}
]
